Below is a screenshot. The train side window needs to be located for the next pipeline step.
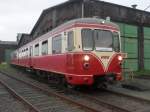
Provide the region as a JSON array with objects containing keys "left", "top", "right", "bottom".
[
  {"left": 30, "top": 46, "right": 33, "bottom": 56},
  {"left": 34, "top": 44, "right": 39, "bottom": 56},
  {"left": 26, "top": 48, "right": 28, "bottom": 57},
  {"left": 52, "top": 35, "right": 62, "bottom": 54},
  {"left": 67, "top": 31, "right": 74, "bottom": 51},
  {"left": 42, "top": 40, "right": 48, "bottom": 55}
]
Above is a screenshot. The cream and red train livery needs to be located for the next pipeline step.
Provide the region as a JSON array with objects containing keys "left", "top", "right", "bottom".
[{"left": 11, "top": 18, "right": 125, "bottom": 86}]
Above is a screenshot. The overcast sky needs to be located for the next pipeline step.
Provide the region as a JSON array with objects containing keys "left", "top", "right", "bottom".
[{"left": 0, "top": 0, "right": 150, "bottom": 41}]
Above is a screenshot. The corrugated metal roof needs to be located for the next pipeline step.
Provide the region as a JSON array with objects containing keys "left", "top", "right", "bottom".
[{"left": 0, "top": 41, "right": 18, "bottom": 45}]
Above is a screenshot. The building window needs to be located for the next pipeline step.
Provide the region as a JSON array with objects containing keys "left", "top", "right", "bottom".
[
  {"left": 34, "top": 44, "right": 39, "bottom": 56},
  {"left": 42, "top": 40, "right": 48, "bottom": 55},
  {"left": 52, "top": 35, "right": 62, "bottom": 54},
  {"left": 67, "top": 31, "right": 74, "bottom": 51}
]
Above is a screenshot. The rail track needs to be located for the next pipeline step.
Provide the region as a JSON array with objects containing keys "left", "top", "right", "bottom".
[
  {"left": 1, "top": 70, "right": 150, "bottom": 112},
  {"left": 0, "top": 71, "right": 124, "bottom": 112},
  {"left": 0, "top": 72, "right": 94, "bottom": 112},
  {"left": 83, "top": 89, "right": 150, "bottom": 112},
  {"left": 0, "top": 79, "right": 30, "bottom": 112},
  {"left": 47, "top": 82, "right": 150, "bottom": 112}
]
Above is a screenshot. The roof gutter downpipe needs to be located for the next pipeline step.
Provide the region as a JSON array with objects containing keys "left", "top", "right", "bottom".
[{"left": 82, "top": 0, "right": 84, "bottom": 18}]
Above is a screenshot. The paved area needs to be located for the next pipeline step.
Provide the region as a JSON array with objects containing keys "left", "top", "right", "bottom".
[{"left": 108, "top": 78, "right": 150, "bottom": 101}]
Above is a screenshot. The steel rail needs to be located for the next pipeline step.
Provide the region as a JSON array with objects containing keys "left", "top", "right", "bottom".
[
  {"left": 0, "top": 78, "right": 40, "bottom": 112},
  {"left": 72, "top": 90, "right": 131, "bottom": 112},
  {"left": 1, "top": 70, "right": 150, "bottom": 112},
  {"left": 0, "top": 71, "right": 103, "bottom": 112},
  {"left": 105, "top": 89, "right": 150, "bottom": 104},
  {"left": 63, "top": 85, "right": 150, "bottom": 112}
]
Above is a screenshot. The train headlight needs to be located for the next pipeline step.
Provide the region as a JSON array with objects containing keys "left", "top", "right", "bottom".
[
  {"left": 118, "top": 55, "right": 123, "bottom": 61},
  {"left": 84, "top": 55, "right": 90, "bottom": 61}
]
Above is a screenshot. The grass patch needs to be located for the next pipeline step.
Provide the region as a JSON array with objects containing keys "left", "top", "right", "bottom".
[
  {"left": 0, "top": 63, "right": 18, "bottom": 73},
  {"left": 0, "top": 63, "right": 10, "bottom": 70}
]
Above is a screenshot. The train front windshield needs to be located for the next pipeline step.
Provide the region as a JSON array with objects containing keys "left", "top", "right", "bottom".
[{"left": 81, "top": 29, "right": 120, "bottom": 52}]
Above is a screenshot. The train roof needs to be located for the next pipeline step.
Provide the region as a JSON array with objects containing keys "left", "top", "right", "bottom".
[
  {"left": 57, "top": 17, "right": 119, "bottom": 30},
  {"left": 14, "top": 18, "right": 119, "bottom": 52}
]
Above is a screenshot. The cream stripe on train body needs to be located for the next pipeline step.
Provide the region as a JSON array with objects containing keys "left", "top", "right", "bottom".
[{"left": 93, "top": 51, "right": 116, "bottom": 72}]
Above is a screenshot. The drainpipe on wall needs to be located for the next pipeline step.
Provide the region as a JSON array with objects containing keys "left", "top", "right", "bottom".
[{"left": 81, "top": 0, "right": 84, "bottom": 18}]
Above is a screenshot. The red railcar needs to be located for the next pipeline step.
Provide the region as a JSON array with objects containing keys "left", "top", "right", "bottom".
[{"left": 11, "top": 18, "right": 126, "bottom": 87}]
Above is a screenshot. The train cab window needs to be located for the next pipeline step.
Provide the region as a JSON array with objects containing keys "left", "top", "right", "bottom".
[
  {"left": 81, "top": 29, "right": 94, "bottom": 50},
  {"left": 94, "top": 30, "right": 113, "bottom": 51},
  {"left": 42, "top": 40, "right": 48, "bottom": 55},
  {"left": 113, "top": 32, "right": 120, "bottom": 52},
  {"left": 52, "top": 35, "right": 62, "bottom": 54},
  {"left": 34, "top": 44, "right": 39, "bottom": 56},
  {"left": 67, "top": 31, "right": 74, "bottom": 51}
]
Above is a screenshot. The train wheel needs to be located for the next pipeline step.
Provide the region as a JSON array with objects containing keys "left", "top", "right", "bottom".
[
  {"left": 92, "top": 82, "right": 108, "bottom": 90},
  {"left": 60, "top": 77, "right": 68, "bottom": 87},
  {"left": 36, "top": 70, "right": 41, "bottom": 77},
  {"left": 67, "top": 84, "right": 75, "bottom": 89},
  {"left": 98, "top": 83, "right": 108, "bottom": 90},
  {"left": 41, "top": 71, "right": 48, "bottom": 79},
  {"left": 66, "top": 83, "right": 81, "bottom": 90},
  {"left": 92, "top": 83, "right": 98, "bottom": 90},
  {"left": 35, "top": 70, "right": 46, "bottom": 82}
]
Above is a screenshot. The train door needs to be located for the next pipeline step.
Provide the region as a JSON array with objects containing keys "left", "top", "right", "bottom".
[
  {"left": 66, "top": 31, "right": 75, "bottom": 72},
  {"left": 29, "top": 46, "right": 33, "bottom": 67}
]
